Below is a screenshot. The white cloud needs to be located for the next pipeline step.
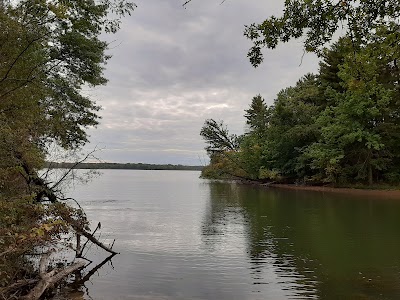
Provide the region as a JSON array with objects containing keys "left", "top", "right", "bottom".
[{"left": 83, "top": 0, "right": 320, "bottom": 164}]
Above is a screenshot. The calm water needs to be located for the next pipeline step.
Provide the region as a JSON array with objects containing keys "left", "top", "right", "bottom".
[{"left": 65, "top": 170, "right": 400, "bottom": 300}]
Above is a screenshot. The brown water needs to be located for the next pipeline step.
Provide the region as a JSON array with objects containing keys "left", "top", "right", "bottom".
[{"left": 66, "top": 170, "right": 400, "bottom": 299}]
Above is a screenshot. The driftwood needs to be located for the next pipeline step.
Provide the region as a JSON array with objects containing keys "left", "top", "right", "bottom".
[{"left": 20, "top": 252, "right": 86, "bottom": 300}]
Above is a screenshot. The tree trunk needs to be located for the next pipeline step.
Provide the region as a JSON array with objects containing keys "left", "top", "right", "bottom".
[{"left": 368, "top": 162, "right": 373, "bottom": 186}]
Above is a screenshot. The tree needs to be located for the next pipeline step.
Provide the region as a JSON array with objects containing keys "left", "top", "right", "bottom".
[
  {"left": 244, "top": 0, "right": 400, "bottom": 67},
  {"left": 302, "top": 27, "right": 400, "bottom": 185},
  {"left": 319, "top": 37, "right": 353, "bottom": 93},
  {"left": 200, "top": 119, "right": 240, "bottom": 154},
  {"left": 1, "top": 0, "right": 135, "bottom": 148},
  {"left": 262, "top": 74, "right": 322, "bottom": 180},
  {"left": 0, "top": 1, "right": 135, "bottom": 297},
  {"left": 244, "top": 94, "right": 269, "bottom": 138},
  {"left": 0, "top": 0, "right": 135, "bottom": 198},
  {"left": 200, "top": 119, "right": 254, "bottom": 179}
]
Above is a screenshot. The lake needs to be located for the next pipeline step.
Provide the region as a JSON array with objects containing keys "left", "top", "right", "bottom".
[{"left": 65, "top": 170, "right": 400, "bottom": 299}]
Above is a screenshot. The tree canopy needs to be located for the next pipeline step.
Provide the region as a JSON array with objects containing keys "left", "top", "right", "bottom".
[
  {"left": 0, "top": 0, "right": 135, "bottom": 297},
  {"left": 201, "top": 22, "right": 400, "bottom": 186},
  {"left": 244, "top": 0, "right": 400, "bottom": 67}
]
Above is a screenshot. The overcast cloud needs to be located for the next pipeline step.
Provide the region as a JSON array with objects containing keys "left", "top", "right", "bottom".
[{"left": 83, "top": 0, "right": 320, "bottom": 165}]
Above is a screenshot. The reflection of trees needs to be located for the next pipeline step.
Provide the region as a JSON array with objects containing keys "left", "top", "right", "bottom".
[
  {"left": 202, "top": 182, "right": 400, "bottom": 299},
  {"left": 201, "top": 182, "right": 241, "bottom": 227},
  {"left": 201, "top": 181, "right": 244, "bottom": 252}
]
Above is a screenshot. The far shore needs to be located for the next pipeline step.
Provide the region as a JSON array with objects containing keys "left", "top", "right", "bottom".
[{"left": 268, "top": 183, "right": 400, "bottom": 199}]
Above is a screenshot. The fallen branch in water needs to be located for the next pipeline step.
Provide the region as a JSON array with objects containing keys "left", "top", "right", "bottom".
[
  {"left": 72, "top": 253, "right": 116, "bottom": 287},
  {"left": 73, "top": 225, "right": 119, "bottom": 255},
  {"left": 76, "top": 222, "right": 101, "bottom": 257},
  {"left": 20, "top": 252, "right": 86, "bottom": 300}
]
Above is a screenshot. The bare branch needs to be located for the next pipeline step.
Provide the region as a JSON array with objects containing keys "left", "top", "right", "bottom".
[
  {"left": 50, "top": 148, "right": 98, "bottom": 190},
  {"left": 73, "top": 226, "right": 118, "bottom": 256},
  {"left": 76, "top": 222, "right": 101, "bottom": 257}
]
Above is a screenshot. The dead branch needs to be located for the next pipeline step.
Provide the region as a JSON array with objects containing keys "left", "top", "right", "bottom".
[
  {"left": 76, "top": 233, "right": 81, "bottom": 257},
  {"left": 0, "top": 247, "right": 15, "bottom": 258},
  {"left": 72, "top": 253, "right": 116, "bottom": 287},
  {"left": 76, "top": 222, "right": 101, "bottom": 257},
  {"left": 20, "top": 253, "right": 86, "bottom": 300},
  {"left": 50, "top": 148, "right": 98, "bottom": 190},
  {"left": 73, "top": 226, "right": 118, "bottom": 256},
  {"left": 0, "top": 279, "right": 38, "bottom": 295}
]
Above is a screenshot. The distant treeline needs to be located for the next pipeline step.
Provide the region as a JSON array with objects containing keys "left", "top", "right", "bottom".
[{"left": 46, "top": 162, "right": 203, "bottom": 171}]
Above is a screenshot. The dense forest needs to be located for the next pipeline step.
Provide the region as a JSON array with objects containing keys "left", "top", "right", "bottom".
[
  {"left": 48, "top": 162, "right": 203, "bottom": 171},
  {"left": 201, "top": 1, "right": 400, "bottom": 187}
]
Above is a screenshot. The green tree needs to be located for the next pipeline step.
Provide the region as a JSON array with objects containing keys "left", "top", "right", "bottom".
[
  {"left": 264, "top": 74, "right": 322, "bottom": 180},
  {"left": 244, "top": 0, "right": 400, "bottom": 67},
  {"left": 200, "top": 119, "right": 253, "bottom": 179},
  {"left": 0, "top": 0, "right": 135, "bottom": 295},
  {"left": 303, "top": 27, "right": 400, "bottom": 185},
  {"left": 319, "top": 37, "right": 353, "bottom": 93},
  {"left": 200, "top": 119, "right": 240, "bottom": 154},
  {"left": 0, "top": 0, "right": 135, "bottom": 198},
  {"left": 244, "top": 94, "right": 269, "bottom": 138}
]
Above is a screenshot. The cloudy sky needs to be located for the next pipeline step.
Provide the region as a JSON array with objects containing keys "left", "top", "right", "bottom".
[{"left": 84, "top": 0, "right": 320, "bottom": 165}]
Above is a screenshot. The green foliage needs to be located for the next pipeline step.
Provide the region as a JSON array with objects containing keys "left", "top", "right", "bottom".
[
  {"left": 0, "top": 0, "right": 135, "bottom": 187},
  {"left": 200, "top": 152, "right": 245, "bottom": 179},
  {"left": 244, "top": 94, "right": 269, "bottom": 138},
  {"left": 238, "top": 134, "right": 265, "bottom": 180},
  {"left": 245, "top": 0, "right": 400, "bottom": 67},
  {"left": 0, "top": 196, "right": 85, "bottom": 287},
  {"left": 200, "top": 119, "right": 240, "bottom": 154},
  {"left": 0, "top": 0, "right": 135, "bottom": 295},
  {"left": 259, "top": 74, "right": 321, "bottom": 180},
  {"left": 202, "top": 21, "right": 400, "bottom": 186},
  {"left": 0, "top": 0, "right": 135, "bottom": 152}
]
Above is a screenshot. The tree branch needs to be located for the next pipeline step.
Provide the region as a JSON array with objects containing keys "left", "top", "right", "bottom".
[
  {"left": 73, "top": 226, "right": 118, "bottom": 256},
  {"left": 0, "top": 36, "right": 42, "bottom": 84},
  {"left": 50, "top": 148, "right": 98, "bottom": 190},
  {"left": 21, "top": 259, "right": 86, "bottom": 300}
]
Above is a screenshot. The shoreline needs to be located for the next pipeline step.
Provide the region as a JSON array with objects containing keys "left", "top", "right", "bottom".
[{"left": 267, "top": 183, "right": 400, "bottom": 199}]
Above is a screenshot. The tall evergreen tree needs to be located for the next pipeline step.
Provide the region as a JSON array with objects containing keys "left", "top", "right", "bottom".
[{"left": 244, "top": 94, "right": 269, "bottom": 138}]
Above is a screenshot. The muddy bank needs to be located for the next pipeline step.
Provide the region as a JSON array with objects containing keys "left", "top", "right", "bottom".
[{"left": 268, "top": 184, "right": 400, "bottom": 199}]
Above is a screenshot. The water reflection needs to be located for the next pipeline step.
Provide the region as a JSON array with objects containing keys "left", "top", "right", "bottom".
[
  {"left": 53, "top": 254, "right": 116, "bottom": 300},
  {"left": 202, "top": 181, "right": 400, "bottom": 299},
  {"left": 66, "top": 171, "right": 400, "bottom": 300}
]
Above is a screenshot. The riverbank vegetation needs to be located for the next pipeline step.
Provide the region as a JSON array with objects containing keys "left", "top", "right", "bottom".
[
  {"left": 201, "top": 1, "right": 400, "bottom": 187},
  {"left": 0, "top": 1, "right": 134, "bottom": 298}
]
